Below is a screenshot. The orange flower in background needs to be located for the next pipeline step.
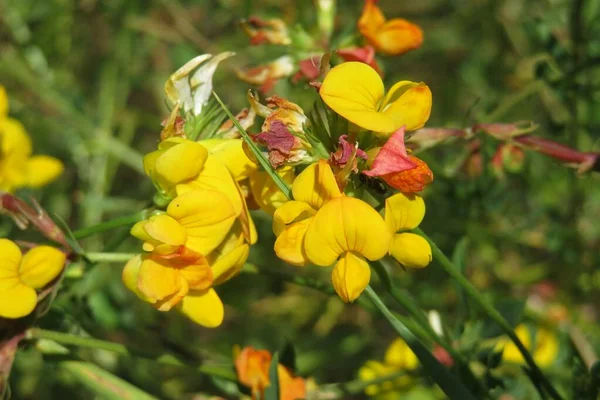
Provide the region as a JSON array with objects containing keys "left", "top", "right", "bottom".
[
  {"left": 234, "top": 346, "right": 306, "bottom": 400},
  {"left": 358, "top": 0, "right": 423, "bottom": 56}
]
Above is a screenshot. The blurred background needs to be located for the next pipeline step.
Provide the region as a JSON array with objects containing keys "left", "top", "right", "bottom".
[{"left": 1, "top": 0, "right": 599, "bottom": 398}]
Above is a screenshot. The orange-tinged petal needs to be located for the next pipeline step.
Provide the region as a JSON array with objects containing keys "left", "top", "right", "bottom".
[
  {"left": 381, "top": 83, "right": 432, "bottom": 132},
  {"left": 122, "top": 255, "right": 153, "bottom": 303},
  {"left": 177, "top": 288, "right": 224, "bottom": 328},
  {"left": 202, "top": 138, "right": 257, "bottom": 181},
  {"left": 274, "top": 218, "right": 312, "bottom": 267},
  {"left": 167, "top": 189, "right": 237, "bottom": 255},
  {"left": 179, "top": 256, "right": 213, "bottom": 290},
  {"left": 0, "top": 281, "right": 37, "bottom": 318},
  {"left": 363, "top": 126, "right": 416, "bottom": 177},
  {"left": 137, "top": 257, "right": 186, "bottom": 305},
  {"left": 272, "top": 201, "right": 316, "bottom": 237},
  {"left": 331, "top": 252, "right": 371, "bottom": 303},
  {"left": 384, "top": 193, "right": 425, "bottom": 233},
  {"left": 0, "top": 239, "right": 22, "bottom": 281},
  {"left": 235, "top": 347, "right": 272, "bottom": 394},
  {"left": 304, "top": 197, "right": 391, "bottom": 266},
  {"left": 320, "top": 62, "right": 399, "bottom": 133},
  {"left": 372, "top": 19, "right": 423, "bottom": 56},
  {"left": 26, "top": 156, "right": 64, "bottom": 188},
  {"left": 19, "top": 246, "right": 65, "bottom": 289},
  {"left": 278, "top": 365, "right": 306, "bottom": 400},
  {"left": 292, "top": 160, "right": 341, "bottom": 210},
  {"left": 177, "top": 155, "right": 243, "bottom": 215},
  {"left": 358, "top": 0, "right": 386, "bottom": 37},
  {"left": 384, "top": 338, "right": 419, "bottom": 369},
  {"left": 389, "top": 233, "right": 432, "bottom": 268}
]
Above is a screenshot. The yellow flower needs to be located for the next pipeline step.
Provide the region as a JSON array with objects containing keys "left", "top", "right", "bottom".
[
  {"left": 273, "top": 160, "right": 341, "bottom": 266},
  {"left": 0, "top": 239, "right": 66, "bottom": 318},
  {"left": 320, "top": 62, "right": 432, "bottom": 134},
  {"left": 273, "top": 161, "right": 391, "bottom": 302},
  {"left": 250, "top": 167, "right": 296, "bottom": 215},
  {"left": 384, "top": 193, "right": 432, "bottom": 269},
  {"left": 497, "top": 324, "right": 559, "bottom": 368},
  {"left": 201, "top": 138, "right": 258, "bottom": 182},
  {"left": 358, "top": 0, "right": 423, "bottom": 56},
  {"left": 0, "top": 86, "right": 64, "bottom": 192},
  {"left": 358, "top": 338, "right": 419, "bottom": 398}
]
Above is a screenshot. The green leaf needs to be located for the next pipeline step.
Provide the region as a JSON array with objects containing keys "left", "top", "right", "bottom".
[
  {"left": 264, "top": 352, "right": 280, "bottom": 400},
  {"left": 213, "top": 91, "right": 292, "bottom": 200},
  {"left": 364, "top": 286, "right": 478, "bottom": 400},
  {"left": 481, "top": 299, "right": 525, "bottom": 338},
  {"left": 60, "top": 361, "right": 158, "bottom": 400}
]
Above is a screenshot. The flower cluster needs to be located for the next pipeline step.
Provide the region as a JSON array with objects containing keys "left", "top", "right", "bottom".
[
  {"left": 0, "top": 86, "right": 63, "bottom": 193},
  {"left": 496, "top": 324, "right": 559, "bottom": 368},
  {"left": 0, "top": 238, "right": 66, "bottom": 319},
  {"left": 234, "top": 346, "right": 307, "bottom": 400}
]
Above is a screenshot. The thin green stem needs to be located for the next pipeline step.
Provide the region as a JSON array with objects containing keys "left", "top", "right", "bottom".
[
  {"left": 414, "top": 228, "right": 563, "bottom": 400},
  {"left": 26, "top": 328, "right": 237, "bottom": 382},
  {"left": 213, "top": 91, "right": 293, "bottom": 200},
  {"left": 321, "top": 370, "right": 410, "bottom": 398},
  {"left": 73, "top": 210, "right": 150, "bottom": 240},
  {"left": 85, "top": 253, "right": 137, "bottom": 263},
  {"left": 480, "top": 80, "right": 544, "bottom": 123}
]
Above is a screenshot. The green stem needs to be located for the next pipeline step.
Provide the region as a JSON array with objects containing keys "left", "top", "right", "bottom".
[
  {"left": 364, "top": 286, "right": 477, "bottom": 400},
  {"left": 26, "top": 328, "right": 237, "bottom": 382},
  {"left": 73, "top": 210, "right": 150, "bottom": 240},
  {"left": 480, "top": 81, "right": 544, "bottom": 123},
  {"left": 85, "top": 253, "right": 137, "bottom": 263},
  {"left": 414, "top": 228, "right": 563, "bottom": 400},
  {"left": 321, "top": 370, "right": 410, "bottom": 398}
]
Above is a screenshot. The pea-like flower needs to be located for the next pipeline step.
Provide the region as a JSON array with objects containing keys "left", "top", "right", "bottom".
[
  {"left": 496, "top": 324, "right": 559, "bottom": 368},
  {"left": 320, "top": 62, "right": 431, "bottom": 134},
  {"left": 0, "top": 239, "right": 66, "bottom": 318},
  {"left": 358, "top": 0, "right": 423, "bottom": 56},
  {"left": 384, "top": 192, "right": 432, "bottom": 269},
  {"left": 0, "top": 86, "right": 64, "bottom": 192},
  {"left": 274, "top": 160, "right": 391, "bottom": 302}
]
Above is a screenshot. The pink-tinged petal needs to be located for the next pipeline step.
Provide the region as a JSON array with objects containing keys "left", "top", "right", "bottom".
[{"left": 363, "top": 126, "right": 416, "bottom": 177}]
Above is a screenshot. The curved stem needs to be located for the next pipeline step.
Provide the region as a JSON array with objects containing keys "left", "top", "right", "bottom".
[
  {"left": 85, "top": 252, "right": 138, "bottom": 263},
  {"left": 73, "top": 210, "right": 150, "bottom": 240},
  {"left": 415, "top": 228, "right": 563, "bottom": 400},
  {"left": 26, "top": 328, "right": 237, "bottom": 382}
]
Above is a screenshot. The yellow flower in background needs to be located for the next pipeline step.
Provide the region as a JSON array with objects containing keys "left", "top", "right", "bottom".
[
  {"left": 0, "top": 239, "right": 66, "bottom": 318},
  {"left": 497, "top": 324, "right": 559, "bottom": 368},
  {"left": 273, "top": 160, "right": 341, "bottom": 266},
  {"left": 0, "top": 86, "right": 64, "bottom": 192},
  {"left": 358, "top": 338, "right": 419, "bottom": 398},
  {"left": 320, "top": 62, "right": 431, "bottom": 134},
  {"left": 358, "top": 0, "right": 423, "bottom": 56},
  {"left": 384, "top": 193, "right": 432, "bottom": 269}
]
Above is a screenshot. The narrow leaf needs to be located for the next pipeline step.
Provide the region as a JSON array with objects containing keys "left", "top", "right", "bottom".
[{"left": 264, "top": 352, "right": 280, "bottom": 400}]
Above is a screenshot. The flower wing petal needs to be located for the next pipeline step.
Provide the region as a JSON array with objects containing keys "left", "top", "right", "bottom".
[
  {"left": 384, "top": 193, "right": 425, "bottom": 232},
  {"left": 19, "top": 246, "right": 66, "bottom": 289},
  {"left": 26, "top": 156, "right": 64, "bottom": 188},
  {"left": 382, "top": 83, "right": 432, "bottom": 132},
  {"left": 292, "top": 160, "right": 341, "bottom": 210},
  {"left": 331, "top": 252, "right": 371, "bottom": 303},
  {"left": 177, "top": 288, "right": 224, "bottom": 328},
  {"left": 389, "top": 233, "right": 432, "bottom": 269}
]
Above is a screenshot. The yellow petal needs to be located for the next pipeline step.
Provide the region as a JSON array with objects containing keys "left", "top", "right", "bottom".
[
  {"left": 202, "top": 138, "right": 257, "bottom": 181},
  {"left": 389, "top": 233, "right": 432, "bottom": 269},
  {"left": 0, "top": 280, "right": 37, "bottom": 319},
  {"left": 358, "top": 360, "right": 394, "bottom": 396},
  {"left": 143, "top": 214, "right": 187, "bottom": 247},
  {"left": 331, "top": 252, "right": 371, "bottom": 303},
  {"left": 498, "top": 324, "right": 530, "bottom": 364},
  {"left": 177, "top": 155, "right": 243, "bottom": 215},
  {"left": 382, "top": 82, "right": 432, "bottom": 132},
  {"left": 291, "top": 160, "right": 341, "bottom": 210},
  {"left": 304, "top": 197, "right": 391, "bottom": 266},
  {"left": 371, "top": 19, "right": 423, "bottom": 56},
  {"left": 320, "top": 62, "right": 397, "bottom": 133},
  {"left": 19, "top": 246, "right": 66, "bottom": 289},
  {"left": 137, "top": 257, "right": 186, "bottom": 305},
  {"left": 274, "top": 218, "right": 312, "bottom": 267},
  {"left": 122, "top": 255, "right": 153, "bottom": 303},
  {"left": 177, "top": 288, "right": 224, "bottom": 328},
  {"left": 0, "top": 85, "right": 7, "bottom": 117},
  {"left": 26, "top": 156, "right": 64, "bottom": 188},
  {"left": 384, "top": 338, "right": 418, "bottom": 369},
  {"left": 0, "top": 239, "right": 22, "bottom": 281},
  {"left": 234, "top": 179, "right": 258, "bottom": 245},
  {"left": 1, "top": 118, "right": 32, "bottom": 156},
  {"left": 384, "top": 193, "right": 425, "bottom": 233},
  {"left": 533, "top": 328, "right": 559, "bottom": 367},
  {"left": 272, "top": 201, "right": 316, "bottom": 237},
  {"left": 211, "top": 243, "right": 249, "bottom": 285},
  {"left": 249, "top": 168, "right": 295, "bottom": 215},
  {"left": 147, "top": 139, "right": 208, "bottom": 191},
  {"left": 167, "top": 189, "right": 237, "bottom": 255}
]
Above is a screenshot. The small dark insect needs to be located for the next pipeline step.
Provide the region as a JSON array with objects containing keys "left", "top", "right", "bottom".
[{"left": 359, "top": 174, "right": 388, "bottom": 195}]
